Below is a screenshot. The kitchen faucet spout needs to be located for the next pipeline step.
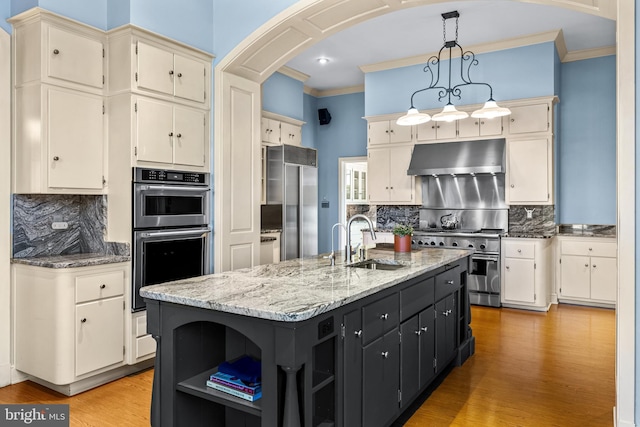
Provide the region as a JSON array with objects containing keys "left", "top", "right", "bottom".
[{"left": 346, "top": 214, "right": 376, "bottom": 264}]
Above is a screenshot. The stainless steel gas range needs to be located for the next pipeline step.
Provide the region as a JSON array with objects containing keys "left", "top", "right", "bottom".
[{"left": 412, "top": 227, "right": 503, "bottom": 307}]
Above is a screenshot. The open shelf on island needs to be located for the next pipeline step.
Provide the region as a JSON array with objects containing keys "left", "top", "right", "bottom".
[{"left": 176, "top": 368, "right": 262, "bottom": 418}]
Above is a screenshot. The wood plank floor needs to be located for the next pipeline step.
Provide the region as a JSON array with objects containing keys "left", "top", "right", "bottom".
[{"left": 0, "top": 304, "right": 615, "bottom": 426}]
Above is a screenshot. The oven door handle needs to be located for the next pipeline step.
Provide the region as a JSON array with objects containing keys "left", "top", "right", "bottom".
[
  {"left": 138, "top": 184, "right": 210, "bottom": 192},
  {"left": 471, "top": 255, "right": 499, "bottom": 262},
  {"left": 139, "top": 227, "right": 211, "bottom": 238}
]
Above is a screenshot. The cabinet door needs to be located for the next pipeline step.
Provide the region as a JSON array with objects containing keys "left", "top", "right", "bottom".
[
  {"left": 261, "top": 118, "right": 280, "bottom": 144},
  {"left": 75, "top": 296, "right": 124, "bottom": 376},
  {"left": 400, "top": 316, "right": 420, "bottom": 407},
  {"left": 174, "top": 106, "right": 206, "bottom": 166},
  {"left": 508, "top": 104, "right": 549, "bottom": 134},
  {"left": 503, "top": 258, "right": 536, "bottom": 303},
  {"left": 280, "top": 122, "right": 301, "bottom": 146},
  {"left": 367, "top": 148, "right": 390, "bottom": 202},
  {"left": 480, "top": 117, "right": 503, "bottom": 136},
  {"left": 435, "top": 295, "right": 456, "bottom": 371},
  {"left": 388, "top": 121, "right": 412, "bottom": 143},
  {"left": 590, "top": 256, "right": 617, "bottom": 302},
  {"left": 136, "top": 97, "right": 174, "bottom": 164},
  {"left": 415, "top": 122, "right": 436, "bottom": 142},
  {"left": 388, "top": 145, "right": 414, "bottom": 202},
  {"left": 368, "top": 121, "right": 390, "bottom": 145},
  {"left": 363, "top": 328, "right": 399, "bottom": 427},
  {"left": 173, "top": 53, "right": 206, "bottom": 103},
  {"left": 418, "top": 308, "right": 435, "bottom": 387},
  {"left": 136, "top": 41, "right": 174, "bottom": 96},
  {"left": 507, "top": 138, "right": 549, "bottom": 203},
  {"left": 457, "top": 116, "right": 480, "bottom": 138},
  {"left": 560, "top": 255, "right": 591, "bottom": 299},
  {"left": 343, "top": 309, "right": 362, "bottom": 427},
  {"left": 47, "top": 87, "right": 104, "bottom": 190},
  {"left": 435, "top": 121, "right": 457, "bottom": 140},
  {"left": 47, "top": 26, "right": 103, "bottom": 89}
]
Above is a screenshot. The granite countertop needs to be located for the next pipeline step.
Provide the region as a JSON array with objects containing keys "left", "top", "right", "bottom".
[
  {"left": 260, "top": 236, "right": 277, "bottom": 243},
  {"left": 261, "top": 229, "right": 282, "bottom": 234},
  {"left": 12, "top": 253, "right": 131, "bottom": 268},
  {"left": 504, "top": 233, "right": 556, "bottom": 239},
  {"left": 141, "top": 247, "right": 472, "bottom": 322},
  {"left": 556, "top": 224, "right": 616, "bottom": 238}
]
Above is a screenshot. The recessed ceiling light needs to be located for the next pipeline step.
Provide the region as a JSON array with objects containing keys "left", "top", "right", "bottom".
[{"left": 317, "top": 57, "right": 330, "bottom": 65}]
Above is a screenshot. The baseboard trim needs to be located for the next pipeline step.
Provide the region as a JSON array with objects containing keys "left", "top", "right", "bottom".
[{"left": 0, "top": 363, "right": 10, "bottom": 388}]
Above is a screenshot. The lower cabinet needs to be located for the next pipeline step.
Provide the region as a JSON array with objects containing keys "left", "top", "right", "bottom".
[
  {"left": 556, "top": 236, "right": 617, "bottom": 307},
  {"left": 14, "top": 262, "right": 128, "bottom": 386},
  {"left": 435, "top": 293, "right": 457, "bottom": 372},
  {"left": 501, "top": 237, "right": 553, "bottom": 311},
  {"left": 400, "top": 307, "right": 434, "bottom": 407},
  {"left": 363, "top": 327, "right": 400, "bottom": 427}
]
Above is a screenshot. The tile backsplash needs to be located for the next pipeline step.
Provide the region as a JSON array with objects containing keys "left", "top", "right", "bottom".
[
  {"left": 13, "top": 194, "right": 128, "bottom": 258},
  {"left": 507, "top": 205, "right": 556, "bottom": 235}
]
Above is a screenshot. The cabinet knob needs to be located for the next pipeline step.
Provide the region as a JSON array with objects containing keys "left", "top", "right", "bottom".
[
  {"left": 169, "top": 132, "right": 174, "bottom": 137},
  {"left": 354, "top": 330, "right": 362, "bottom": 338},
  {"left": 442, "top": 311, "right": 449, "bottom": 317},
  {"left": 53, "top": 49, "right": 60, "bottom": 55},
  {"left": 81, "top": 318, "right": 87, "bottom": 323},
  {"left": 100, "top": 284, "right": 106, "bottom": 289},
  {"left": 176, "top": 133, "right": 182, "bottom": 138},
  {"left": 588, "top": 247, "right": 593, "bottom": 251},
  {"left": 380, "top": 313, "right": 389, "bottom": 320},
  {"left": 446, "top": 280, "right": 454, "bottom": 285},
  {"left": 593, "top": 265, "right": 597, "bottom": 268},
  {"left": 421, "top": 326, "right": 428, "bottom": 332},
  {"left": 177, "top": 72, "right": 183, "bottom": 78},
  {"left": 511, "top": 118, "right": 515, "bottom": 122},
  {"left": 415, "top": 330, "right": 421, "bottom": 335},
  {"left": 506, "top": 265, "right": 510, "bottom": 270},
  {"left": 381, "top": 351, "right": 389, "bottom": 359},
  {"left": 510, "top": 184, "right": 515, "bottom": 188},
  {"left": 517, "top": 249, "right": 522, "bottom": 253},
  {"left": 53, "top": 156, "right": 60, "bottom": 161},
  {"left": 585, "top": 264, "right": 589, "bottom": 267},
  {"left": 169, "top": 70, "right": 174, "bottom": 75}
]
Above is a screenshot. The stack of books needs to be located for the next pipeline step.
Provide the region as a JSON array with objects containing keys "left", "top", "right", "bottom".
[{"left": 206, "top": 356, "right": 262, "bottom": 402}]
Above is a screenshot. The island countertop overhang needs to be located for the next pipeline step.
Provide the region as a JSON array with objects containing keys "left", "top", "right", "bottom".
[{"left": 140, "top": 247, "right": 472, "bottom": 322}]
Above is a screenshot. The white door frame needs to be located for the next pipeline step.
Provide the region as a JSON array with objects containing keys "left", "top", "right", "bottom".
[{"left": 338, "top": 156, "right": 368, "bottom": 250}]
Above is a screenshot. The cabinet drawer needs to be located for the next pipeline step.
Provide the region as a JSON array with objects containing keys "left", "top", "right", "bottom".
[
  {"left": 136, "top": 334, "right": 156, "bottom": 358},
  {"left": 401, "top": 277, "right": 434, "bottom": 321},
  {"left": 435, "top": 267, "right": 460, "bottom": 301},
  {"left": 504, "top": 241, "right": 535, "bottom": 259},
  {"left": 76, "top": 270, "right": 124, "bottom": 303},
  {"left": 561, "top": 240, "right": 616, "bottom": 258},
  {"left": 362, "top": 293, "right": 398, "bottom": 344}
]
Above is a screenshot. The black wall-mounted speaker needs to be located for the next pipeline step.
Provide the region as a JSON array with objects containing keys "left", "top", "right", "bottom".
[{"left": 318, "top": 108, "right": 332, "bottom": 125}]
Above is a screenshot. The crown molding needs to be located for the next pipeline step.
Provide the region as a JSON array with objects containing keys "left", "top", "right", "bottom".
[
  {"left": 360, "top": 30, "right": 563, "bottom": 74},
  {"left": 277, "top": 66, "right": 310, "bottom": 82},
  {"left": 562, "top": 46, "right": 616, "bottom": 62},
  {"left": 304, "top": 84, "right": 365, "bottom": 98}
]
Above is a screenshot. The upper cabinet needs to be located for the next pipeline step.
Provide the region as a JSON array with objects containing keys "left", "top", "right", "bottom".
[
  {"left": 261, "top": 111, "right": 304, "bottom": 147},
  {"left": 415, "top": 121, "right": 456, "bottom": 142},
  {"left": 108, "top": 27, "right": 212, "bottom": 109},
  {"left": 368, "top": 120, "right": 412, "bottom": 145},
  {"left": 12, "top": 9, "right": 105, "bottom": 94},
  {"left": 507, "top": 103, "right": 550, "bottom": 134},
  {"left": 457, "top": 115, "right": 503, "bottom": 139},
  {"left": 10, "top": 8, "right": 106, "bottom": 194}
]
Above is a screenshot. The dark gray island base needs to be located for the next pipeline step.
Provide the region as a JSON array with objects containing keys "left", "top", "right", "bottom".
[{"left": 142, "top": 248, "right": 475, "bottom": 427}]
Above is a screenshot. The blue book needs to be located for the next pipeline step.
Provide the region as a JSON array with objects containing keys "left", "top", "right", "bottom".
[
  {"left": 206, "top": 380, "right": 262, "bottom": 402},
  {"left": 209, "top": 371, "right": 261, "bottom": 395},
  {"left": 217, "top": 355, "right": 261, "bottom": 383}
]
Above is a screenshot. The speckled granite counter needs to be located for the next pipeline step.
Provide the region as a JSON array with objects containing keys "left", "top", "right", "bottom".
[
  {"left": 557, "top": 224, "right": 616, "bottom": 238},
  {"left": 141, "top": 247, "right": 472, "bottom": 322},
  {"left": 12, "top": 253, "right": 130, "bottom": 268}
]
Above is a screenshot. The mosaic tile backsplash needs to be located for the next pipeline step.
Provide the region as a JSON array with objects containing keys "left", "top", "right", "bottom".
[{"left": 13, "top": 195, "right": 129, "bottom": 258}]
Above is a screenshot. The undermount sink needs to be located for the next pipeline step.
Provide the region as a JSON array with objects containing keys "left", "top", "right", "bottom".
[{"left": 346, "top": 259, "right": 405, "bottom": 271}]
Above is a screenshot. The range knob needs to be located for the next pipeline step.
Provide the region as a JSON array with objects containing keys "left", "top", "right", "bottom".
[
  {"left": 430, "top": 241, "right": 436, "bottom": 246},
  {"left": 452, "top": 242, "right": 458, "bottom": 247},
  {"left": 418, "top": 240, "right": 425, "bottom": 245},
  {"left": 438, "top": 242, "right": 444, "bottom": 246},
  {"left": 480, "top": 244, "right": 486, "bottom": 250},
  {"left": 468, "top": 244, "right": 474, "bottom": 248}
]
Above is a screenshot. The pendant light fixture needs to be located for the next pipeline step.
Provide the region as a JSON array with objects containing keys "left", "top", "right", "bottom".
[{"left": 397, "top": 11, "right": 511, "bottom": 125}]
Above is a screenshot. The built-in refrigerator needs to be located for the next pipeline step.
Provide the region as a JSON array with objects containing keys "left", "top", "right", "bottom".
[{"left": 265, "top": 145, "right": 318, "bottom": 260}]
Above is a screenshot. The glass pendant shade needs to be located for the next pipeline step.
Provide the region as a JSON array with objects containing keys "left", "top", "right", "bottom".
[
  {"left": 471, "top": 100, "right": 512, "bottom": 119},
  {"left": 396, "top": 108, "right": 431, "bottom": 126},
  {"left": 431, "top": 104, "right": 469, "bottom": 122}
]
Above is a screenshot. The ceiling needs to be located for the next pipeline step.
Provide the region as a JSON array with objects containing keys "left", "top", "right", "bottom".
[{"left": 285, "top": 1, "right": 616, "bottom": 92}]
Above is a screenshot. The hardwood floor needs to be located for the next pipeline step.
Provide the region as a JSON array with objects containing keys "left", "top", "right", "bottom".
[{"left": 0, "top": 304, "right": 615, "bottom": 426}]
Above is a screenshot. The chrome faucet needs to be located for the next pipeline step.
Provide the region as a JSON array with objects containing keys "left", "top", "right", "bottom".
[
  {"left": 346, "top": 214, "right": 376, "bottom": 264},
  {"left": 326, "top": 222, "right": 346, "bottom": 266}
]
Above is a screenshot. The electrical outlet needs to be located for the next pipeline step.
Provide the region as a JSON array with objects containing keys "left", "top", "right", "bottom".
[
  {"left": 524, "top": 207, "right": 535, "bottom": 219},
  {"left": 51, "top": 222, "right": 68, "bottom": 230}
]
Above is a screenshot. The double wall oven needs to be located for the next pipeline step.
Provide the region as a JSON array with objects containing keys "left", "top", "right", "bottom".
[{"left": 132, "top": 168, "right": 211, "bottom": 311}]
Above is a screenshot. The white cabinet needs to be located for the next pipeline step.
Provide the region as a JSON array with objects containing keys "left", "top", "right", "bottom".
[
  {"left": 506, "top": 137, "right": 552, "bottom": 205},
  {"left": 135, "top": 97, "right": 206, "bottom": 167},
  {"left": 501, "top": 238, "right": 553, "bottom": 311},
  {"left": 507, "top": 103, "right": 550, "bottom": 134},
  {"left": 457, "top": 116, "right": 503, "bottom": 138},
  {"left": 136, "top": 41, "right": 206, "bottom": 103},
  {"left": 261, "top": 111, "right": 304, "bottom": 146},
  {"left": 11, "top": 9, "right": 105, "bottom": 93},
  {"left": 14, "top": 263, "right": 128, "bottom": 386},
  {"left": 14, "top": 84, "right": 105, "bottom": 194},
  {"left": 260, "top": 232, "right": 281, "bottom": 264},
  {"left": 415, "top": 121, "right": 456, "bottom": 142},
  {"left": 557, "top": 236, "right": 617, "bottom": 307},
  {"left": 368, "top": 120, "right": 412, "bottom": 145},
  {"left": 367, "top": 146, "right": 417, "bottom": 204}
]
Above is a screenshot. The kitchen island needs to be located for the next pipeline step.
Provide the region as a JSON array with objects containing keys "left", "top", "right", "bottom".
[{"left": 141, "top": 247, "right": 474, "bottom": 427}]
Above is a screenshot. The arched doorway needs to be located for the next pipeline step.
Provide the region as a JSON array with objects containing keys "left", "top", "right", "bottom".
[{"left": 212, "top": 1, "right": 634, "bottom": 424}]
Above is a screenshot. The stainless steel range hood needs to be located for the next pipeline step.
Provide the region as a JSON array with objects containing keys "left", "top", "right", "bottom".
[{"left": 407, "top": 138, "right": 505, "bottom": 176}]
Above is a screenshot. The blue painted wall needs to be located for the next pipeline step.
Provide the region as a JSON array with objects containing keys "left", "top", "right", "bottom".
[
  {"left": 303, "top": 93, "right": 318, "bottom": 150},
  {"left": 559, "top": 56, "right": 616, "bottom": 224},
  {"left": 11, "top": 0, "right": 108, "bottom": 30},
  {"left": 365, "top": 42, "right": 557, "bottom": 116},
  {"left": 262, "top": 72, "right": 304, "bottom": 121},
  {"left": 314, "top": 92, "right": 367, "bottom": 253},
  {"left": 107, "top": 0, "right": 130, "bottom": 29}
]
